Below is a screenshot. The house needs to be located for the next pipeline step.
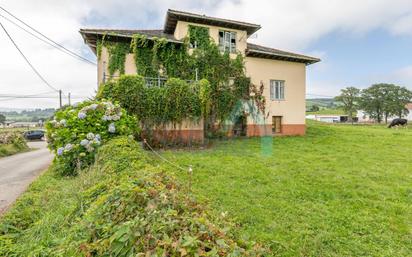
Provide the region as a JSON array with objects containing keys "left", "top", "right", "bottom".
[
  {"left": 357, "top": 103, "right": 412, "bottom": 123},
  {"left": 80, "top": 9, "right": 320, "bottom": 140},
  {"left": 306, "top": 114, "right": 355, "bottom": 123},
  {"left": 406, "top": 103, "right": 412, "bottom": 121}
]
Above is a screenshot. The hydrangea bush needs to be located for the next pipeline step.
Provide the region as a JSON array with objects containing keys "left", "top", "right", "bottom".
[{"left": 46, "top": 100, "right": 138, "bottom": 175}]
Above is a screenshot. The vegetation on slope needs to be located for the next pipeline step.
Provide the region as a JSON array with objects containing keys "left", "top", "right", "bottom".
[
  {"left": 0, "top": 137, "right": 265, "bottom": 256},
  {"left": 0, "top": 131, "right": 28, "bottom": 157},
  {"left": 159, "top": 121, "right": 412, "bottom": 256}
]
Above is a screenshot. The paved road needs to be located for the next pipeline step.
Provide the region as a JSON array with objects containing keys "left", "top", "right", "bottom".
[{"left": 0, "top": 141, "right": 53, "bottom": 214}]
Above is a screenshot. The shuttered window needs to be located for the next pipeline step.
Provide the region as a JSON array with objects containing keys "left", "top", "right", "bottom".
[
  {"left": 270, "top": 80, "right": 285, "bottom": 100},
  {"left": 219, "top": 31, "right": 236, "bottom": 53}
]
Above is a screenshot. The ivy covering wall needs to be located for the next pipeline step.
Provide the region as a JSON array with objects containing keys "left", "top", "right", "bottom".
[{"left": 96, "top": 25, "right": 265, "bottom": 136}]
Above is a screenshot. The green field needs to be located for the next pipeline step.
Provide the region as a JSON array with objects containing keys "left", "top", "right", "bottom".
[
  {"left": 1, "top": 121, "right": 411, "bottom": 256},
  {"left": 159, "top": 121, "right": 412, "bottom": 256}
]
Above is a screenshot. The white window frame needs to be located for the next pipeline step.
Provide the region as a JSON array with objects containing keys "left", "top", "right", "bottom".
[
  {"left": 219, "top": 30, "right": 236, "bottom": 53},
  {"left": 270, "top": 80, "right": 285, "bottom": 100}
]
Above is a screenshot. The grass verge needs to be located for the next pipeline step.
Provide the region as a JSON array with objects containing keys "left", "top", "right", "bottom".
[
  {"left": 0, "top": 137, "right": 265, "bottom": 256},
  {"left": 0, "top": 143, "right": 31, "bottom": 158}
]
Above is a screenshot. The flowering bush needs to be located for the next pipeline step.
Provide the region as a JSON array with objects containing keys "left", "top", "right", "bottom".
[
  {"left": 0, "top": 131, "right": 27, "bottom": 147},
  {"left": 46, "top": 100, "right": 138, "bottom": 175}
]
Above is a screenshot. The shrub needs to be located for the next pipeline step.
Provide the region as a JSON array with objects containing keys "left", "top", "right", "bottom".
[
  {"left": 102, "top": 75, "right": 202, "bottom": 129},
  {"left": 111, "top": 74, "right": 146, "bottom": 116},
  {"left": 45, "top": 100, "right": 138, "bottom": 176},
  {"left": 96, "top": 81, "right": 117, "bottom": 100},
  {"left": 0, "top": 131, "right": 27, "bottom": 149},
  {"left": 0, "top": 137, "right": 266, "bottom": 256}
]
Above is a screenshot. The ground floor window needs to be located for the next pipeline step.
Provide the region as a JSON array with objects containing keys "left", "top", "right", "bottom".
[{"left": 272, "top": 116, "right": 282, "bottom": 134}]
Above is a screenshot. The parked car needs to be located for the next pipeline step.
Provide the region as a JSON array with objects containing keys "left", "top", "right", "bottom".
[{"left": 24, "top": 130, "right": 45, "bottom": 140}]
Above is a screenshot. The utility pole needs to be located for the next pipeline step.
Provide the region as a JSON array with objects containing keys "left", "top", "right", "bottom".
[
  {"left": 59, "top": 90, "right": 62, "bottom": 108},
  {"left": 68, "top": 92, "right": 71, "bottom": 106}
]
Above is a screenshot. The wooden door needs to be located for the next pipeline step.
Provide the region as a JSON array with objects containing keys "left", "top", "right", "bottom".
[{"left": 272, "top": 116, "right": 282, "bottom": 134}]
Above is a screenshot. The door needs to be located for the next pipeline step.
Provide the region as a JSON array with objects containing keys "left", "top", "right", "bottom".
[
  {"left": 233, "top": 115, "right": 247, "bottom": 136},
  {"left": 272, "top": 116, "right": 282, "bottom": 134}
]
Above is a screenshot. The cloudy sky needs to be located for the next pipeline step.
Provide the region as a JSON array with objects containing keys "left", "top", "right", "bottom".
[{"left": 1, "top": 0, "right": 412, "bottom": 109}]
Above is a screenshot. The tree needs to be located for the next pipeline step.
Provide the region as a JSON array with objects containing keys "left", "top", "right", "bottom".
[
  {"left": 310, "top": 104, "right": 320, "bottom": 112},
  {"left": 335, "top": 87, "right": 360, "bottom": 123},
  {"left": 360, "top": 84, "right": 387, "bottom": 123},
  {"left": 360, "top": 83, "right": 412, "bottom": 123},
  {"left": 385, "top": 86, "right": 412, "bottom": 119},
  {"left": 0, "top": 114, "right": 5, "bottom": 124}
]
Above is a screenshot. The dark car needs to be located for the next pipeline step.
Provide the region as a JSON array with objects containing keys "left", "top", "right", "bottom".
[{"left": 24, "top": 130, "right": 45, "bottom": 140}]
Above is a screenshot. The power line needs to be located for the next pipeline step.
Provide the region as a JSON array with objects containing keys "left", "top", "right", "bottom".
[
  {"left": 0, "top": 6, "right": 96, "bottom": 66},
  {"left": 0, "top": 20, "right": 60, "bottom": 93},
  {"left": 0, "top": 91, "right": 55, "bottom": 98},
  {"left": 0, "top": 13, "right": 96, "bottom": 66},
  {"left": 0, "top": 95, "right": 86, "bottom": 101}
]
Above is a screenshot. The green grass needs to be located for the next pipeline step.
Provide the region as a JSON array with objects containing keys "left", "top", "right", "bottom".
[
  {"left": 158, "top": 121, "right": 412, "bottom": 256},
  {"left": 0, "top": 144, "right": 28, "bottom": 158},
  {"left": 0, "top": 137, "right": 265, "bottom": 256}
]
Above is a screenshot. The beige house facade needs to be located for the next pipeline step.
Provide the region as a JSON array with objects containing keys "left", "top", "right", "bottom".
[{"left": 81, "top": 9, "right": 319, "bottom": 138}]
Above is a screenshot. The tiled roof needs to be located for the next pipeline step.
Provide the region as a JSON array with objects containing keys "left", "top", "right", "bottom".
[
  {"left": 79, "top": 29, "right": 182, "bottom": 53},
  {"left": 80, "top": 29, "right": 180, "bottom": 42},
  {"left": 246, "top": 43, "right": 320, "bottom": 64},
  {"left": 164, "top": 9, "right": 261, "bottom": 36}
]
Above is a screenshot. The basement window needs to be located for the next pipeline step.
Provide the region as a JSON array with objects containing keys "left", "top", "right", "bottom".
[
  {"left": 219, "top": 30, "right": 237, "bottom": 53},
  {"left": 270, "top": 80, "right": 285, "bottom": 100}
]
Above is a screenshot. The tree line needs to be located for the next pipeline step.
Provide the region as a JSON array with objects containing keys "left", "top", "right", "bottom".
[{"left": 335, "top": 83, "right": 412, "bottom": 123}]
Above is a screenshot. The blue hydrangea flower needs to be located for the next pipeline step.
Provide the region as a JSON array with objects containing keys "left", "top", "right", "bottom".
[
  {"left": 65, "top": 143, "right": 73, "bottom": 151},
  {"left": 80, "top": 139, "right": 89, "bottom": 146},
  {"left": 87, "top": 132, "right": 95, "bottom": 140},
  {"left": 89, "top": 104, "right": 98, "bottom": 110},
  {"left": 57, "top": 147, "right": 64, "bottom": 156},
  {"left": 78, "top": 112, "right": 86, "bottom": 119},
  {"left": 108, "top": 123, "right": 116, "bottom": 133},
  {"left": 95, "top": 134, "right": 101, "bottom": 141}
]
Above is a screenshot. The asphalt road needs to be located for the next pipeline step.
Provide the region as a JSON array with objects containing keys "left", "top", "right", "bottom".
[{"left": 0, "top": 141, "right": 53, "bottom": 214}]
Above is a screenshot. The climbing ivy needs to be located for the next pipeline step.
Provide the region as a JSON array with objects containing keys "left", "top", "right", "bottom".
[
  {"left": 96, "top": 36, "right": 130, "bottom": 76},
  {"left": 99, "top": 25, "right": 266, "bottom": 135},
  {"left": 106, "top": 42, "right": 130, "bottom": 76},
  {"left": 188, "top": 25, "right": 210, "bottom": 49}
]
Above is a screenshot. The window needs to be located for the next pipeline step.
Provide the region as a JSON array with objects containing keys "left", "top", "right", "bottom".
[
  {"left": 270, "top": 80, "right": 285, "bottom": 100},
  {"left": 272, "top": 116, "right": 282, "bottom": 134},
  {"left": 219, "top": 30, "right": 236, "bottom": 53}
]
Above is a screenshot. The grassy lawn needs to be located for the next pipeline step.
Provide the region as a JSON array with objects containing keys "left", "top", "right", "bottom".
[{"left": 159, "top": 121, "right": 412, "bottom": 256}]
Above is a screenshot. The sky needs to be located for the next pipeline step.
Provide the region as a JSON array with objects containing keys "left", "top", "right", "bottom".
[{"left": 1, "top": 0, "right": 412, "bottom": 109}]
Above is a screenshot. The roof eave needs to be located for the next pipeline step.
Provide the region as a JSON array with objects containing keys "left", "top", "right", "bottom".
[
  {"left": 246, "top": 49, "right": 321, "bottom": 65},
  {"left": 79, "top": 29, "right": 184, "bottom": 56},
  {"left": 164, "top": 9, "right": 261, "bottom": 36}
]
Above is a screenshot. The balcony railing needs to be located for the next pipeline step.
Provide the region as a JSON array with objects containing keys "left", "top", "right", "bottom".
[{"left": 104, "top": 74, "right": 195, "bottom": 87}]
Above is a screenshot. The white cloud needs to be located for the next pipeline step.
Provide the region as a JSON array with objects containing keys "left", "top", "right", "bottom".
[
  {"left": 1, "top": 0, "right": 412, "bottom": 108},
  {"left": 213, "top": 0, "right": 412, "bottom": 51},
  {"left": 377, "top": 65, "right": 412, "bottom": 87}
]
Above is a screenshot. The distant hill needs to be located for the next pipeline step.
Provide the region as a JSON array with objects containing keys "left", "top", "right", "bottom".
[
  {"left": 306, "top": 98, "right": 341, "bottom": 109},
  {"left": 0, "top": 108, "right": 55, "bottom": 122}
]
